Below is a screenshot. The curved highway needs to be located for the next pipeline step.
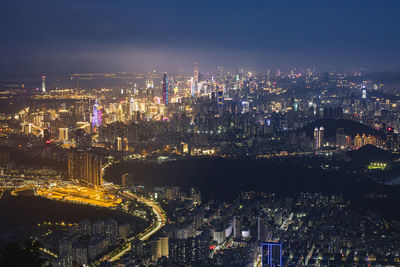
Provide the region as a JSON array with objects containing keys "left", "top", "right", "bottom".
[{"left": 100, "top": 190, "right": 167, "bottom": 263}]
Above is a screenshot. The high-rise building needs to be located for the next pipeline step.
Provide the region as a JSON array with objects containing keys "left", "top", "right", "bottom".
[
  {"left": 233, "top": 216, "right": 241, "bottom": 239},
  {"left": 217, "top": 87, "right": 224, "bottom": 112},
  {"left": 335, "top": 128, "right": 347, "bottom": 149},
  {"left": 241, "top": 101, "right": 250, "bottom": 113},
  {"left": 194, "top": 62, "right": 199, "bottom": 83},
  {"left": 105, "top": 219, "right": 118, "bottom": 244},
  {"left": 41, "top": 75, "right": 46, "bottom": 93},
  {"left": 257, "top": 216, "right": 267, "bottom": 241},
  {"left": 191, "top": 77, "right": 196, "bottom": 97},
  {"left": 151, "top": 236, "right": 169, "bottom": 261},
  {"left": 59, "top": 128, "right": 69, "bottom": 141},
  {"left": 314, "top": 126, "right": 324, "bottom": 150},
  {"left": 68, "top": 151, "right": 102, "bottom": 186},
  {"left": 217, "top": 66, "right": 224, "bottom": 80},
  {"left": 116, "top": 137, "right": 122, "bottom": 151},
  {"left": 387, "top": 127, "right": 395, "bottom": 150},
  {"left": 261, "top": 242, "right": 282, "bottom": 267},
  {"left": 362, "top": 85, "right": 367, "bottom": 99},
  {"left": 129, "top": 98, "right": 135, "bottom": 121},
  {"left": 92, "top": 100, "right": 102, "bottom": 128},
  {"left": 162, "top": 73, "right": 168, "bottom": 106}
]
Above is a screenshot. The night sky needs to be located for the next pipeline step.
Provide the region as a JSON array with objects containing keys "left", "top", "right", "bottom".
[{"left": 1, "top": 0, "right": 400, "bottom": 77}]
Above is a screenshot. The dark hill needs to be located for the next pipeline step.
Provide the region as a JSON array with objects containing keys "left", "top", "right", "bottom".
[
  {"left": 300, "top": 119, "right": 384, "bottom": 139},
  {"left": 347, "top": 144, "right": 394, "bottom": 164}
]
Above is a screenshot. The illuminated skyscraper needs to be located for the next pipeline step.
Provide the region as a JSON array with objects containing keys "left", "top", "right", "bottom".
[
  {"left": 191, "top": 77, "right": 196, "bottom": 97},
  {"left": 162, "top": 73, "right": 168, "bottom": 106},
  {"left": 217, "top": 87, "right": 224, "bottom": 112},
  {"left": 362, "top": 85, "right": 367, "bottom": 99},
  {"left": 314, "top": 126, "right": 324, "bottom": 150},
  {"left": 387, "top": 126, "right": 395, "bottom": 150},
  {"left": 258, "top": 216, "right": 267, "bottom": 241},
  {"left": 92, "top": 100, "right": 102, "bottom": 128},
  {"left": 129, "top": 98, "right": 135, "bottom": 121},
  {"left": 41, "top": 75, "right": 46, "bottom": 93},
  {"left": 194, "top": 62, "right": 199, "bottom": 83},
  {"left": 217, "top": 66, "right": 224, "bottom": 80},
  {"left": 241, "top": 101, "right": 250, "bottom": 113},
  {"left": 68, "top": 151, "right": 102, "bottom": 186},
  {"left": 261, "top": 242, "right": 282, "bottom": 267}
]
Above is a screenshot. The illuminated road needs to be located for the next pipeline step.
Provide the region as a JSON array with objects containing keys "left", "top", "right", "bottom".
[{"left": 99, "top": 190, "right": 167, "bottom": 263}]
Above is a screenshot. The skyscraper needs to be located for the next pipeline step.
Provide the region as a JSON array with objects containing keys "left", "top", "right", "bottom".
[
  {"left": 217, "top": 87, "right": 224, "bottom": 112},
  {"left": 233, "top": 216, "right": 241, "bottom": 239},
  {"left": 314, "top": 126, "right": 324, "bottom": 150},
  {"left": 257, "top": 216, "right": 267, "bottom": 241},
  {"left": 129, "top": 98, "right": 135, "bottom": 121},
  {"left": 162, "top": 73, "right": 168, "bottom": 106},
  {"left": 41, "top": 75, "right": 46, "bottom": 93},
  {"left": 92, "top": 100, "right": 102, "bottom": 128},
  {"left": 261, "top": 242, "right": 282, "bottom": 267},
  {"left": 68, "top": 151, "right": 102, "bottom": 186},
  {"left": 194, "top": 62, "right": 199, "bottom": 84},
  {"left": 191, "top": 77, "right": 196, "bottom": 97}
]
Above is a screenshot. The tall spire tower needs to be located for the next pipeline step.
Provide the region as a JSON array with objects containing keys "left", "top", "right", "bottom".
[
  {"left": 162, "top": 73, "right": 168, "bottom": 106},
  {"left": 194, "top": 62, "right": 199, "bottom": 84},
  {"left": 41, "top": 76, "right": 46, "bottom": 93}
]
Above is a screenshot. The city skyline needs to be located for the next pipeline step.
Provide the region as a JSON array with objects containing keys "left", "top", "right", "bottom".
[{"left": 2, "top": 1, "right": 400, "bottom": 266}]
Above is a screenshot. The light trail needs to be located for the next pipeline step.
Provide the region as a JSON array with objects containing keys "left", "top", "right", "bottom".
[{"left": 102, "top": 190, "right": 166, "bottom": 263}]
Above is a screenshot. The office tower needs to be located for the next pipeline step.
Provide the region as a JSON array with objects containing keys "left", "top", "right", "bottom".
[
  {"left": 261, "top": 242, "right": 282, "bottom": 267},
  {"left": 194, "top": 62, "right": 199, "bottom": 83},
  {"left": 233, "top": 216, "right": 241, "bottom": 239},
  {"left": 59, "top": 127, "right": 69, "bottom": 141},
  {"left": 335, "top": 128, "right": 347, "bottom": 148},
  {"left": 162, "top": 73, "right": 168, "bottom": 106},
  {"left": 258, "top": 216, "right": 267, "bottom": 241},
  {"left": 241, "top": 101, "right": 250, "bottom": 113},
  {"left": 191, "top": 77, "right": 196, "bottom": 97},
  {"left": 217, "top": 66, "right": 224, "bottom": 80},
  {"left": 387, "top": 127, "right": 394, "bottom": 150},
  {"left": 92, "top": 100, "right": 102, "bottom": 128},
  {"left": 67, "top": 150, "right": 102, "bottom": 186},
  {"left": 362, "top": 85, "right": 367, "bottom": 99},
  {"left": 217, "top": 87, "right": 224, "bottom": 112},
  {"left": 129, "top": 98, "right": 135, "bottom": 121},
  {"left": 117, "top": 104, "right": 123, "bottom": 122},
  {"left": 314, "top": 126, "right": 324, "bottom": 150},
  {"left": 41, "top": 75, "right": 46, "bottom": 93}
]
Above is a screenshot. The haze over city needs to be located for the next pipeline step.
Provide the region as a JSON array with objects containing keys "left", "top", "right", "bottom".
[{"left": 2, "top": 0, "right": 400, "bottom": 77}]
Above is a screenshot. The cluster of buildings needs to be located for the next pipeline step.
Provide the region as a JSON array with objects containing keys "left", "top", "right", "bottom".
[
  {"left": 3, "top": 66, "right": 399, "bottom": 158},
  {"left": 67, "top": 150, "right": 102, "bottom": 186},
  {"left": 114, "top": 189, "right": 400, "bottom": 266},
  {"left": 37, "top": 219, "right": 132, "bottom": 266}
]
